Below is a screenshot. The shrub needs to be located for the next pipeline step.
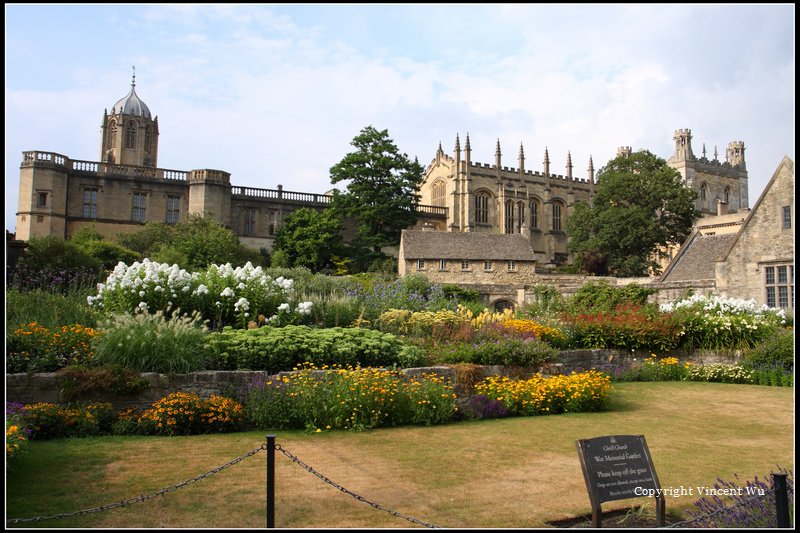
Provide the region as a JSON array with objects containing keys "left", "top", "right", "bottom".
[
  {"left": 6, "top": 403, "right": 30, "bottom": 461},
  {"left": 685, "top": 363, "right": 754, "bottom": 384},
  {"left": 616, "top": 355, "right": 691, "bottom": 382},
  {"left": 660, "top": 293, "right": 786, "bottom": 349},
  {"left": 92, "top": 309, "right": 210, "bottom": 373},
  {"left": 741, "top": 327, "right": 794, "bottom": 372},
  {"left": 570, "top": 281, "right": 656, "bottom": 313},
  {"left": 131, "top": 392, "right": 243, "bottom": 436},
  {"left": 561, "top": 304, "right": 682, "bottom": 352},
  {"left": 456, "top": 395, "right": 511, "bottom": 421},
  {"left": 474, "top": 371, "right": 613, "bottom": 416},
  {"left": 376, "top": 308, "right": 469, "bottom": 340},
  {"left": 244, "top": 364, "right": 457, "bottom": 432},
  {"left": 7, "top": 322, "right": 100, "bottom": 373},
  {"left": 205, "top": 325, "right": 418, "bottom": 372}
]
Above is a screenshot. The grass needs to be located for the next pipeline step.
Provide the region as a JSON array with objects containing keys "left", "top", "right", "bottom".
[{"left": 5, "top": 381, "right": 794, "bottom": 528}]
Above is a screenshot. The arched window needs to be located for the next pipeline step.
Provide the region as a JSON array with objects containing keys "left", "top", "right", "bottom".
[
  {"left": 724, "top": 186, "right": 731, "bottom": 204},
  {"left": 475, "top": 192, "right": 489, "bottom": 224},
  {"left": 505, "top": 200, "right": 515, "bottom": 234},
  {"left": 552, "top": 201, "right": 563, "bottom": 231},
  {"left": 530, "top": 199, "right": 539, "bottom": 229},
  {"left": 145, "top": 125, "right": 153, "bottom": 153},
  {"left": 431, "top": 180, "right": 446, "bottom": 207},
  {"left": 517, "top": 201, "right": 526, "bottom": 232},
  {"left": 700, "top": 183, "right": 708, "bottom": 202},
  {"left": 125, "top": 121, "right": 136, "bottom": 150},
  {"left": 106, "top": 120, "right": 117, "bottom": 151}
]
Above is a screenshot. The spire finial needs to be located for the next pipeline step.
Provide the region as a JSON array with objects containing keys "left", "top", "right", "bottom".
[{"left": 131, "top": 65, "right": 136, "bottom": 87}]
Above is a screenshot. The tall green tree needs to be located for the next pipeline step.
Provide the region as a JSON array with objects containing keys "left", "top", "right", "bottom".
[
  {"left": 566, "top": 150, "right": 700, "bottom": 277},
  {"left": 273, "top": 208, "right": 344, "bottom": 272},
  {"left": 329, "top": 125, "right": 424, "bottom": 269}
]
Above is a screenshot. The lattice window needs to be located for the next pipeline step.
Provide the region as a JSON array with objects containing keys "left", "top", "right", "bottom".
[
  {"left": 132, "top": 192, "right": 146, "bottom": 223},
  {"left": 167, "top": 196, "right": 180, "bottom": 224},
  {"left": 125, "top": 121, "right": 136, "bottom": 150},
  {"left": 765, "top": 264, "right": 794, "bottom": 310},
  {"left": 83, "top": 189, "right": 98, "bottom": 219},
  {"left": 475, "top": 193, "right": 489, "bottom": 224}
]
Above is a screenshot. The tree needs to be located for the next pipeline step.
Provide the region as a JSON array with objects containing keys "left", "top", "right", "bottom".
[
  {"left": 329, "top": 125, "right": 424, "bottom": 268},
  {"left": 273, "top": 208, "right": 344, "bottom": 272},
  {"left": 566, "top": 150, "right": 700, "bottom": 277}
]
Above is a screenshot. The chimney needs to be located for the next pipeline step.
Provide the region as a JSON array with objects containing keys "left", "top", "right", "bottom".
[{"left": 716, "top": 199, "right": 728, "bottom": 216}]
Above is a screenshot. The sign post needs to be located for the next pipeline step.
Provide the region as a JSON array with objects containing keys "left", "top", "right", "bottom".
[{"left": 576, "top": 434, "right": 665, "bottom": 527}]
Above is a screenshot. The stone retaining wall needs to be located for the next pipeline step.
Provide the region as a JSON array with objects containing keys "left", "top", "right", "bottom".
[{"left": 5, "top": 349, "right": 740, "bottom": 410}]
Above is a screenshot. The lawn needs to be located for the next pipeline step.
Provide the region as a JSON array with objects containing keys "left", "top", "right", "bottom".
[{"left": 5, "top": 381, "right": 794, "bottom": 528}]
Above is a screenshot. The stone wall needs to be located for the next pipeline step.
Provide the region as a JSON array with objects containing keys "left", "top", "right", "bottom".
[{"left": 5, "top": 349, "right": 740, "bottom": 410}]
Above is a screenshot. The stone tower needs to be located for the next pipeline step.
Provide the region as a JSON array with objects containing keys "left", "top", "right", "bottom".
[
  {"left": 667, "top": 129, "right": 749, "bottom": 215},
  {"left": 100, "top": 68, "right": 159, "bottom": 167}
]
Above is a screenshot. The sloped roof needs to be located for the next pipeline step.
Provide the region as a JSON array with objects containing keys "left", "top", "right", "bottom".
[
  {"left": 660, "top": 231, "right": 738, "bottom": 282},
  {"left": 400, "top": 230, "right": 538, "bottom": 261}
]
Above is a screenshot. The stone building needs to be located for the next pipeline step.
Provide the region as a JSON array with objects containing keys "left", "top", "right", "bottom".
[
  {"left": 15, "top": 76, "right": 343, "bottom": 250},
  {"left": 417, "top": 129, "right": 750, "bottom": 269},
  {"left": 398, "top": 229, "right": 539, "bottom": 310},
  {"left": 661, "top": 156, "right": 794, "bottom": 312}
]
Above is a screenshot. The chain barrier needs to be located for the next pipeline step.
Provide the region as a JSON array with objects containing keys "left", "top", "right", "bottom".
[
  {"left": 274, "top": 443, "right": 442, "bottom": 529},
  {"left": 664, "top": 487, "right": 777, "bottom": 528},
  {"left": 6, "top": 443, "right": 267, "bottom": 525}
]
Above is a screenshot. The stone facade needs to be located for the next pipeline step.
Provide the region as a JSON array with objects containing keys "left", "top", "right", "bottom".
[
  {"left": 713, "top": 156, "right": 794, "bottom": 310},
  {"left": 14, "top": 78, "right": 438, "bottom": 250}
]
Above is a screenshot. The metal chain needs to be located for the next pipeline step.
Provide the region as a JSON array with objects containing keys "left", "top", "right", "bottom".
[
  {"left": 274, "top": 443, "right": 442, "bottom": 528},
  {"left": 665, "top": 487, "right": 777, "bottom": 528},
  {"left": 6, "top": 443, "right": 267, "bottom": 525}
]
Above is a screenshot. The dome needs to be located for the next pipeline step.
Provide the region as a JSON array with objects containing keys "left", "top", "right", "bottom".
[{"left": 111, "top": 79, "right": 151, "bottom": 119}]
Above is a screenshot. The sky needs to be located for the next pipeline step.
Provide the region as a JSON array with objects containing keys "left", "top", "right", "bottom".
[{"left": 5, "top": 4, "right": 795, "bottom": 235}]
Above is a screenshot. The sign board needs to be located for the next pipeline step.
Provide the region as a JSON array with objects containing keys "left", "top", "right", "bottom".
[{"left": 576, "top": 435, "right": 665, "bottom": 527}]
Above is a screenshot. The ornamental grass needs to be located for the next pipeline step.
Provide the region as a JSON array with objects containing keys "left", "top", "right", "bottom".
[{"left": 474, "top": 370, "right": 613, "bottom": 416}]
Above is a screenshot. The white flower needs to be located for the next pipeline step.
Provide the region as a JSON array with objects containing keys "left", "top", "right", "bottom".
[
  {"left": 234, "top": 297, "right": 250, "bottom": 312},
  {"left": 138, "top": 302, "right": 148, "bottom": 311},
  {"left": 221, "top": 287, "right": 235, "bottom": 298},
  {"left": 278, "top": 303, "right": 290, "bottom": 313}
]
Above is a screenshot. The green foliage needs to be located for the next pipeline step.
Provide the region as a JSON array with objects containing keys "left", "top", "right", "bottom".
[
  {"left": 7, "top": 322, "right": 100, "bottom": 373},
  {"left": 244, "top": 365, "right": 456, "bottom": 431},
  {"left": 684, "top": 363, "right": 754, "bottom": 384},
  {"left": 426, "top": 336, "right": 559, "bottom": 367},
  {"left": 6, "top": 287, "right": 102, "bottom": 332},
  {"left": 566, "top": 150, "right": 700, "bottom": 276},
  {"left": 17, "top": 235, "right": 101, "bottom": 273},
  {"left": 116, "top": 214, "right": 264, "bottom": 270},
  {"left": 130, "top": 392, "right": 244, "bottom": 436},
  {"left": 21, "top": 402, "right": 116, "bottom": 439},
  {"left": 329, "top": 125, "right": 425, "bottom": 262},
  {"left": 741, "top": 327, "right": 794, "bottom": 372},
  {"left": 562, "top": 304, "right": 682, "bottom": 352},
  {"left": 269, "top": 249, "right": 291, "bottom": 268},
  {"left": 71, "top": 226, "right": 140, "bottom": 269},
  {"left": 205, "top": 325, "right": 420, "bottom": 372},
  {"left": 273, "top": 208, "right": 344, "bottom": 271},
  {"left": 92, "top": 310, "right": 210, "bottom": 373},
  {"left": 441, "top": 284, "right": 482, "bottom": 304},
  {"left": 570, "top": 281, "right": 656, "bottom": 313}
]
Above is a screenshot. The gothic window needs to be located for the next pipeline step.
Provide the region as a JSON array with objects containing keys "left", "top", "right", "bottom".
[
  {"left": 106, "top": 120, "right": 117, "bottom": 151},
  {"left": 431, "top": 180, "right": 446, "bottom": 207},
  {"left": 242, "top": 208, "right": 256, "bottom": 235},
  {"left": 475, "top": 192, "right": 489, "bottom": 224},
  {"left": 724, "top": 187, "right": 731, "bottom": 205},
  {"left": 145, "top": 126, "right": 153, "bottom": 153},
  {"left": 167, "top": 195, "right": 180, "bottom": 224},
  {"left": 505, "top": 200, "right": 515, "bottom": 234},
  {"left": 552, "top": 201, "right": 563, "bottom": 231},
  {"left": 700, "top": 183, "right": 708, "bottom": 202},
  {"left": 765, "top": 264, "right": 794, "bottom": 310},
  {"left": 83, "top": 189, "right": 97, "bottom": 219},
  {"left": 517, "top": 201, "right": 526, "bottom": 232},
  {"left": 125, "top": 121, "right": 136, "bottom": 150},
  {"left": 530, "top": 199, "right": 539, "bottom": 229},
  {"left": 132, "top": 192, "right": 146, "bottom": 223}
]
